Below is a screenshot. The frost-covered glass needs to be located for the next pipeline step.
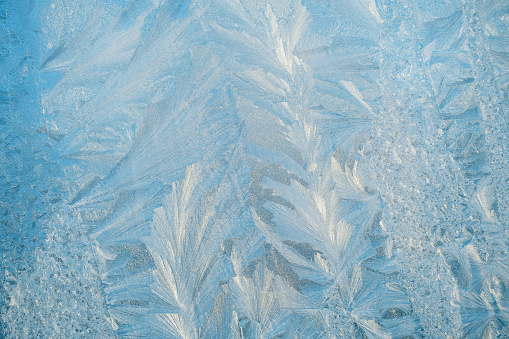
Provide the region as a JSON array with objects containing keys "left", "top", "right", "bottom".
[{"left": 1, "top": 0, "right": 508, "bottom": 337}]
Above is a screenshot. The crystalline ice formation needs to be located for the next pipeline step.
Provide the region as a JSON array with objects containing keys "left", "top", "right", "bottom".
[{"left": 1, "top": 0, "right": 508, "bottom": 338}]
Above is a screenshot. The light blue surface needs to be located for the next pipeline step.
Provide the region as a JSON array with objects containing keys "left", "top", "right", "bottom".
[{"left": 1, "top": 0, "right": 508, "bottom": 337}]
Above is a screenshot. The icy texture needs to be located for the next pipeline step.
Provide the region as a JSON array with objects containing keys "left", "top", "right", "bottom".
[{"left": 1, "top": 0, "right": 508, "bottom": 338}]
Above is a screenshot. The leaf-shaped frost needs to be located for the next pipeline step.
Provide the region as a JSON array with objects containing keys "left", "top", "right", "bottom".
[{"left": 143, "top": 160, "right": 245, "bottom": 338}]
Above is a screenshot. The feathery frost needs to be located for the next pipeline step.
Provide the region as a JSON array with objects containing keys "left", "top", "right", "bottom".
[{"left": 2, "top": 0, "right": 509, "bottom": 338}]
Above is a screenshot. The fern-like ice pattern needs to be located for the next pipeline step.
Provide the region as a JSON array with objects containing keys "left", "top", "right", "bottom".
[{"left": 1, "top": 0, "right": 508, "bottom": 338}]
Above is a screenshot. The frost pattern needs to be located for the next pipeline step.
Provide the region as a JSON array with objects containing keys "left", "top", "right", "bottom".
[{"left": 1, "top": 0, "right": 508, "bottom": 338}]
